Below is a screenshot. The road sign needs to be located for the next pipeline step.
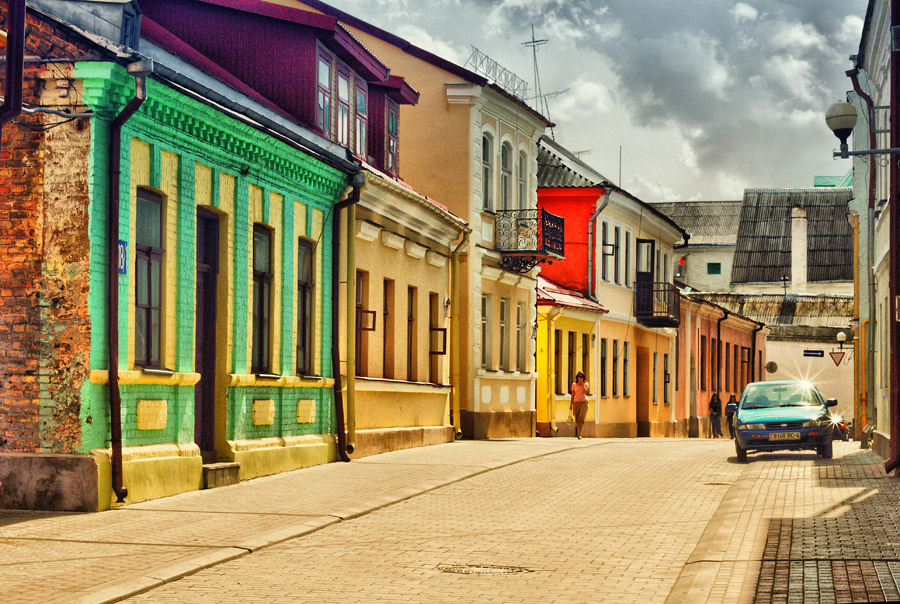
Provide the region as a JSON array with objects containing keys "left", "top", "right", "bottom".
[
  {"left": 803, "top": 350, "right": 824, "bottom": 357},
  {"left": 830, "top": 351, "right": 845, "bottom": 366}
]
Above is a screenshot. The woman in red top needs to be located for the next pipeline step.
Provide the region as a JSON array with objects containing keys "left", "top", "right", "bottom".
[{"left": 570, "top": 371, "right": 590, "bottom": 439}]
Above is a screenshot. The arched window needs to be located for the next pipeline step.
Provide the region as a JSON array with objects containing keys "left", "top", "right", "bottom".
[
  {"left": 500, "top": 143, "right": 512, "bottom": 210},
  {"left": 518, "top": 152, "right": 527, "bottom": 209},
  {"left": 297, "top": 239, "right": 314, "bottom": 374},
  {"left": 482, "top": 134, "right": 493, "bottom": 211}
]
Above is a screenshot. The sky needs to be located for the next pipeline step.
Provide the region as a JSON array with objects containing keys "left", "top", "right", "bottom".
[{"left": 324, "top": 0, "right": 867, "bottom": 202}]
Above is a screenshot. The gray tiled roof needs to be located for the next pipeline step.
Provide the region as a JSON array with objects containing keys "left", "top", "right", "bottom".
[
  {"left": 537, "top": 136, "right": 610, "bottom": 188},
  {"left": 732, "top": 188, "right": 853, "bottom": 284},
  {"left": 650, "top": 201, "right": 742, "bottom": 246},
  {"left": 690, "top": 293, "right": 852, "bottom": 327}
]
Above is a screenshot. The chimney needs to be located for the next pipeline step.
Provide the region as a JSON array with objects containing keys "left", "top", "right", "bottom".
[{"left": 790, "top": 206, "right": 807, "bottom": 294}]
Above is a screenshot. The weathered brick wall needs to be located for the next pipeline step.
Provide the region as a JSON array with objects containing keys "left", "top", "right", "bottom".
[{"left": 0, "top": 7, "right": 95, "bottom": 452}]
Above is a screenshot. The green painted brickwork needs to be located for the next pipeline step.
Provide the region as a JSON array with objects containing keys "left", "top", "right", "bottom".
[
  {"left": 226, "top": 386, "right": 333, "bottom": 440},
  {"left": 75, "top": 61, "right": 347, "bottom": 452}
]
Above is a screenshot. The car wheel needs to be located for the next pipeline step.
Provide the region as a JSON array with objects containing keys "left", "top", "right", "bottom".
[
  {"left": 735, "top": 440, "right": 747, "bottom": 462},
  {"left": 819, "top": 440, "right": 833, "bottom": 459}
]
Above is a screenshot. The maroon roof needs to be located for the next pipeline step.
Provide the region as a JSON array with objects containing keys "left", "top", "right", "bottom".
[{"left": 370, "top": 75, "right": 419, "bottom": 105}]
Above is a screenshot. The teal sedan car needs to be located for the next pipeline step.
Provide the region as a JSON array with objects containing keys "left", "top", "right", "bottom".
[{"left": 726, "top": 380, "right": 838, "bottom": 462}]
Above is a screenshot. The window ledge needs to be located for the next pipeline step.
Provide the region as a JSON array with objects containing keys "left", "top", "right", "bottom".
[{"left": 90, "top": 369, "right": 199, "bottom": 386}]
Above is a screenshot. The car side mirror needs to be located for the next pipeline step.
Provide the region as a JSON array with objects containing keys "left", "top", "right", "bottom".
[
  {"left": 825, "top": 399, "right": 838, "bottom": 408},
  {"left": 725, "top": 403, "right": 737, "bottom": 414}
]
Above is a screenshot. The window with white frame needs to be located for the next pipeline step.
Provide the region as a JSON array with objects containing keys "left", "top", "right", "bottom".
[
  {"left": 601, "top": 221, "right": 609, "bottom": 282},
  {"left": 612, "top": 339, "right": 619, "bottom": 396},
  {"left": 614, "top": 226, "right": 621, "bottom": 285},
  {"left": 481, "top": 294, "right": 492, "bottom": 369},
  {"left": 516, "top": 301, "right": 527, "bottom": 372},
  {"left": 518, "top": 152, "right": 527, "bottom": 209},
  {"left": 316, "top": 52, "right": 332, "bottom": 136},
  {"left": 499, "top": 297, "right": 510, "bottom": 371},
  {"left": 500, "top": 143, "right": 512, "bottom": 210},
  {"left": 354, "top": 83, "right": 367, "bottom": 158},
  {"left": 653, "top": 351, "right": 659, "bottom": 404},
  {"left": 336, "top": 69, "right": 350, "bottom": 147},
  {"left": 623, "top": 342, "right": 630, "bottom": 397},
  {"left": 482, "top": 135, "right": 493, "bottom": 211},
  {"left": 625, "top": 231, "right": 632, "bottom": 288}
]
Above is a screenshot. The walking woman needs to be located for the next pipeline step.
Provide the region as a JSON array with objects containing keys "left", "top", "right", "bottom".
[{"left": 570, "top": 371, "right": 590, "bottom": 439}]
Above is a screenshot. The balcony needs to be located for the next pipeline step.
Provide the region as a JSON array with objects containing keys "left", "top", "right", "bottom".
[
  {"left": 494, "top": 208, "right": 564, "bottom": 273},
  {"left": 634, "top": 279, "right": 680, "bottom": 328}
]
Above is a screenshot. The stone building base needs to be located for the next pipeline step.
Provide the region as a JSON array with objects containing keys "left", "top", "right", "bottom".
[
  {"left": 461, "top": 410, "right": 535, "bottom": 439},
  {"left": 350, "top": 426, "right": 455, "bottom": 459},
  {"left": 0, "top": 452, "right": 103, "bottom": 512}
]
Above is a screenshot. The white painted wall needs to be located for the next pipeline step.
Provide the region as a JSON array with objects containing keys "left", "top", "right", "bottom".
[{"left": 763, "top": 340, "right": 855, "bottom": 421}]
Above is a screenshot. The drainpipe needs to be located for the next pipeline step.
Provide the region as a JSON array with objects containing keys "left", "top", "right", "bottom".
[
  {"left": 887, "top": 0, "right": 900, "bottom": 475},
  {"left": 107, "top": 60, "right": 154, "bottom": 503},
  {"left": 716, "top": 311, "right": 728, "bottom": 395},
  {"left": 847, "top": 67, "right": 877, "bottom": 444},
  {"left": 0, "top": 0, "right": 26, "bottom": 158},
  {"left": 861, "top": 318, "right": 870, "bottom": 441},
  {"left": 331, "top": 172, "right": 365, "bottom": 461},
  {"left": 345, "top": 200, "right": 357, "bottom": 455},
  {"left": 450, "top": 230, "right": 470, "bottom": 439},
  {"left": 586, "top": 188, "right": 610, "bottom": 301},
  {"left": 546, "top": 306, "right": 562, "bottom": 434}
]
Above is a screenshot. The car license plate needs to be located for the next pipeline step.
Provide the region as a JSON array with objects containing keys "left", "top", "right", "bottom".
[{"left": 770, "top": 431, "right": 801, "bottom": 441}]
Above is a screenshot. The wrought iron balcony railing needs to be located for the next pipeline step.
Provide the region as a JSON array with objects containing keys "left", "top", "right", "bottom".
[
  {"left": 494, "top": 208, "right": 564, "bottom": 273},
  {"left": 634, "top": 280, "right": 680, "bottom": 328}
]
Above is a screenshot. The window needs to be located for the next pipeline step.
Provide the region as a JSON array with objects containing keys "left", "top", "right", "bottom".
[
  {"left": 675, "top": 332, "right": 680, "bottom": 391},
  {"left": 135, "top": 189, "right": 163, "bottom": 368},
  {"left": 482, "top": 135, "right": 493, "bottom": 211},
  {"left": 663, "top": 253, "right": 669, "bottom": 284},
  {"left": 500, "top": 143, "right": 512, "bottom": 210},
  {"left": 700, "top": 335, "right": 707, "bottom": 391},
  {"left": 481, "top": 294, "right": 491, "bottom": 369},
  {"left": 316, "top": 54, "right": 332, "bottom": 135},
  {"left": 336, "top": 70, "right": 350, "bottom": 146},
  {"left": 296, "top": 239, "right": 314, "bottom": 375},
  {"left": 711, "top": 338, "right": 717, "bottom": 391},
  {"left": 252, "top": 225, "right": 272, "bottom": 373},
  {"left": 383, "top": 279, "right": 394, "bottom": 379},
  {"left": 386, "top": 100, "right": 400, "bottom": 174},
  {"left": 355, "top": 270, "right": 369, "bottom": 376},
  {"left": 407, "top": 286, "right": 417, "bottom": 381},
  {"left": 653, "top": 352, "right": 659, "bottom": 404},
  {"left": 623, "top": 342, "right": 630, "bottom": 397},
  {"left": 600, "top": 338, "right": 608, "bottom": 397},
  {"left": 429, "top": 293, "right": 440, "bottom": 384},
  {"left": 567, "top": 331, "right": 576, "bottom": 390},
  {"left": 625, "top": 232, "right": 632, "bottom": 288},
  {"left": 516, "top": 302, "right": 527, "bottom": 372},
  {"left": 518, "top": 152, "right": 527, "bottom": 209},
  {"left": 664, "top": 353, "right": 670, "bottom": 404},
  {"left": 554, "top": 329, "right": 563, "bottom": 394},
  {"left": 725, "top": 342, "right": 731, "bottom": 391},
  {"left": 707, "top": 262, "right": 722, "bottom": 275},
  {"left": 612, "top": 339, "right": 619, "bottom": 397},
  {"left": 614, "top": 226, "right": 621, "bottom": 285},
  {"left": 500, "top": 298, "right": 510, "bottom": 371},
  {"left": 601, "top": 221, "right": 609, "bottom": 282},
  {"left": 582, "top": 333, "right": 590, "bottom": 383},
  {"left": 733, "top": 344, "right": 739, "bottom": 394},
  {"left": 354, "top": 84, "right": 368, "bottom": 157}
]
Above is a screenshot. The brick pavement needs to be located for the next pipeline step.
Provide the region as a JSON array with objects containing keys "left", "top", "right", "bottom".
[{"left": 1, "top": 438, "right": 898, "bottom": 604}]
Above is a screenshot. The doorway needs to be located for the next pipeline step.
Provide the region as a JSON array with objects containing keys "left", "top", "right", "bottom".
[{"left": 195, "top": 209, "right": 219, "bottom": 463}]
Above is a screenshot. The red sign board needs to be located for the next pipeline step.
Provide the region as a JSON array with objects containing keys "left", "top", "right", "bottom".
[{"left": 829, "top": 351, "right": 845, "bottom": 367}]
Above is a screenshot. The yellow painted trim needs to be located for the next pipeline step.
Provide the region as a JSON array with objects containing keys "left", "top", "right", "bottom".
[
  {"left": 311, "top": 208, "right": 324, "bottom": 375},
  {"left": 90, "top": 369, "right": 201, "bottom": 385},
  {"left": 226, "top": 373, "right": 335, "bottom": 388},
  {"left": 127, "top": 138, "right": 151, "bottom": 369},
  {"left": 195, "top": 163, "right": 212, "bottom": 206},
  {"left": 161, "top": 150, "right": 180, "bottom": 371},
  {"left": 136, "top": 399, "right": 168, "bottom": 430},
  {"left": 270, "top": 191, "right": 283, "bottom": 372},
  {"left": 252, "top": 399, "right": 276, "bottom": 426},
  {"left": 354, "top": 378, "right": 452, "bottom": 394},
  {"left": 228, "top": 435, "right": 336, "bottom": 480},
  {"left": 220, "top": 173, "right": 236, "bottom": 376},
  {"left": 297, "top": 399, "right": 317, "bottom": 424},
  {"left": 290, "top": 200, "right": 308, "bottom": 374}
]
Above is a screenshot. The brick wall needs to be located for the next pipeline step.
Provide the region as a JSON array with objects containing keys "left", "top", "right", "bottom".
[{"left": 0, "top": 7, "right": 95, "bottom": 452}]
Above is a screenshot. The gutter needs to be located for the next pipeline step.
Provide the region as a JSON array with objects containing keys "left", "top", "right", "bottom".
[
  {"left": 331, "top": 173, "right": 365, "bottom": 461},
  {"left": 107, "top": 60, "right": 154, "bottom": 503},
  {"left": 450, "top": 230, "right": 470, "bottom": 438},
  {"left": 887, "top": 0, "right": 900, "bottom": 475},
  {"left": 586, "top": 188, "right": 610, "bottom": 301},
  {"left": 0, "top": 0, "right": 26, "bottom": 157}
]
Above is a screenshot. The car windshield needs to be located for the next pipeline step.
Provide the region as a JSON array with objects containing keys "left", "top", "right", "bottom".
[{"left": 740, "top": 383, "right": 822, "bottom": 410}]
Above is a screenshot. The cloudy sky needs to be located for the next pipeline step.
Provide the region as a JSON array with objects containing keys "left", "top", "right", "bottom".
[{"left": 325, "top": 0, "right": 866, "bottom": 202}]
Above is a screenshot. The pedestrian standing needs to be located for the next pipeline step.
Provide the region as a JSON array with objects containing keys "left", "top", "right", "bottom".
[
  {"left": 709, "top": 392, "right": 723, "bottom": 439},
  {"left": 570, "top": 371, "right": 590, "bottom": 440},
  {"left": 726, "top": 393, "right": 737, "bottom": 439}
]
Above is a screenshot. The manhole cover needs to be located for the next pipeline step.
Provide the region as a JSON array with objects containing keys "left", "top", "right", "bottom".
[{"left": 437, "top": 564, "right": 532, "bottom": 575}]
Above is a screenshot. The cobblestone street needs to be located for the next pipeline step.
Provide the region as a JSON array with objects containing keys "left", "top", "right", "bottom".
[{"left": 1, "top": 438, "right": 895, "bottom": 603}]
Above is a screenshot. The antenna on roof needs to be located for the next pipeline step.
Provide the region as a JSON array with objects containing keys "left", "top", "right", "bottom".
[
  {"left": 522, "top": 24, "right": 555, "bottom": 138},
  {"left": 463, "top": 45, "right": 529, "bottom": 101}
]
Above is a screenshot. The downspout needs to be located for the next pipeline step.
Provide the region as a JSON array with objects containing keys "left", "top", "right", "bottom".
[
  {"left": 107, "top": 60, "right": 154, "bottom": 503},
  {"left": 331, "top": 172, "right": 365, "bottom": 461},
  {"left": 887, "top": 0, "right": 900, "bottom": 475},
  {"left": 847, "top": 67, "right": 877, "bottom": 444},
  {"left": 546, "top": 306, "right": 562, "bottom": 434},
  {"left": 450, "top": 230, "right": 470, "bottom": 439},
  {"left": 0, "top": 0, "right": 26, "bottom": 158},
  {"left": 586, "top": 188, "right": 611, "bottom": 301},
  {"left": 346, "top": 200, "right": 357, "bottom": 454},
  {"left": 750, "top": 323, "right": 764, "bottom": 382},
  {"left": 716, "top": 311, "right": 728, "bottom": 395}
]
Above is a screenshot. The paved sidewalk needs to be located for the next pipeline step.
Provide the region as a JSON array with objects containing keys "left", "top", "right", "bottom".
[{"left": 0, "top": 438, "right": 596, "bottom": 604}]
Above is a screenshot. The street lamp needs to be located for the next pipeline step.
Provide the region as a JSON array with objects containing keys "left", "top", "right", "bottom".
[
  {"left": 827, "top": 101, "right": 900, "bottom": 158},
  {"left": 837, "top": 331, "right": 847, "bottom": 351}
]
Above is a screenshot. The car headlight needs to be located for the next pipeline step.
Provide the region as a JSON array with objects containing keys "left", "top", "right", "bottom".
[
  {"left": 802, "top": 418, "right": 829, "bottom": 427},
  {"left": 739, "top": 423, "right": 765, "bottom": 430}
]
